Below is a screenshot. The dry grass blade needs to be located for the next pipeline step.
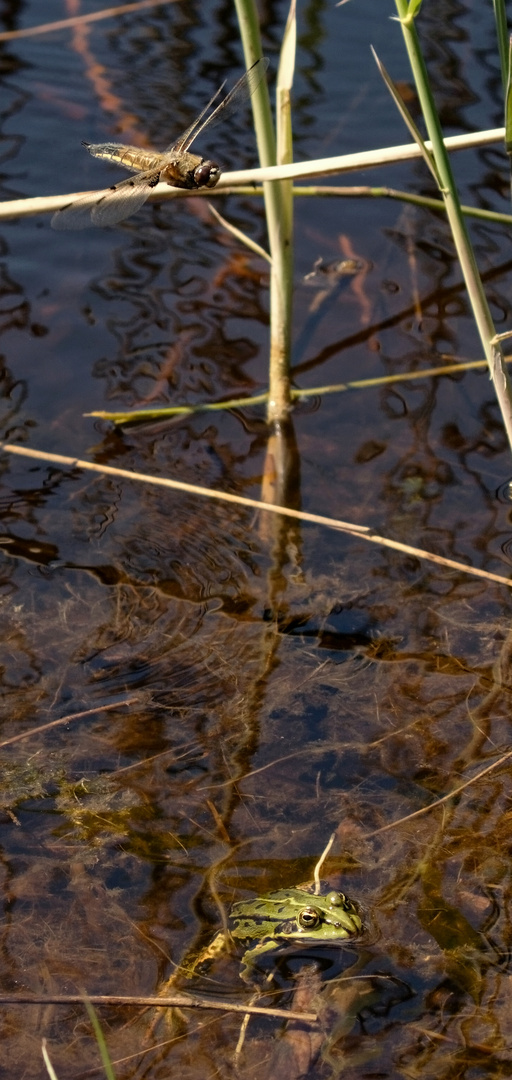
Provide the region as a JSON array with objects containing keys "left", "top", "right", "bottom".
[
  {"left": 0, "top": 442, "right": 369, "bottom": 534},
  {"left": 368, "top": 745, "right": 512, "bottom": 837},
  {"left": 2, "top": 443, "right": 511, "bottom": 588},
  {"left": 41, "top": 1041, "right": 59, "bottom": 1080},
  {"left": 313, "top": 833, "right": 335, "bottom": 893},
  {"left": 207, "top": 201, "right": 271, "bottom": 262}
]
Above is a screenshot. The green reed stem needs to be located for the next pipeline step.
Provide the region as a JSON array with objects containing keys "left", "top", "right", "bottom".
[
  {"left": 83, "top": 999, "right": 116, "bottom": 1080},
  {"left": 91, "top": 353, "right": 512, "bottom": 427},
  {"left": 394, "top": 0, "right": 512, "bottom": 454},
  {"left": 233, "top": 0, "right": 293, "bottom": 424},
  {"left": 492, "top": 0, "right": 509, "bottom": 95}
]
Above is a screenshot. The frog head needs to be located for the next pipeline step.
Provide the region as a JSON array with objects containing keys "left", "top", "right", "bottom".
[{"left": 229, "top": 886, "right": 362, "bottom": 979}]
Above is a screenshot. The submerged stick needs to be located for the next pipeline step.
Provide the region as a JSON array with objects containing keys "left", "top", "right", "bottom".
[{"left": 0, "top": 993, "right": 317, "bottom": 1023}]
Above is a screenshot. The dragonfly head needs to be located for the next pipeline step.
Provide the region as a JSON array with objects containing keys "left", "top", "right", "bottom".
[{"left": 193, "top": 160, "right": 220, "bottom": 189}]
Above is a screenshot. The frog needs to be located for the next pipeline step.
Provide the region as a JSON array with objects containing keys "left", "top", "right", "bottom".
[{"left": 208, "top": 883, "right": 363, "bottom": 982}]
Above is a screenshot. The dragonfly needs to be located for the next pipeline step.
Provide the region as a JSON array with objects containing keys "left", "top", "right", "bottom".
[{"left": 51, "top": 57, "right": 268, "bottom": 230}]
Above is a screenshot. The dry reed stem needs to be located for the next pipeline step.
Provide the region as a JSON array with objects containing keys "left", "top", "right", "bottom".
[
  {"left": 2, "top": 443, "right": 511, "bottom": 589},
  {"left": 0, "top": 130, "right": 504, "bottom": 222}
]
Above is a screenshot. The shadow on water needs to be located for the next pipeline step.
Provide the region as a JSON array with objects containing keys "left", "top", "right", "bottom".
[{"left": 1, "top": 0, "right": 512, "bottom": 1077}]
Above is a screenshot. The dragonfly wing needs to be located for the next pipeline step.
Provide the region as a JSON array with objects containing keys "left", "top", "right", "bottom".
[
  {"left": 51, "top": 172, "right": 156, "bottom": 230},
  {"left": 165, "top": 84, "right": 225, "bottom": 155},
  {"left": 51, "top": 191, "right": 106, "bottom": 230},
  {"left": 90, "top": 175, "right": 155, "bottom": 226},
  {"left": 167, "top": 57, "right": 268, "bottom": 155}
]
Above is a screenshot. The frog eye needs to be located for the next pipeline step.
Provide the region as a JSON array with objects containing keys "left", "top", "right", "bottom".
[
  {"left": 326, "top": 890, "right": 352, "bottom": 910},
  {"left": 298, "top": 907, "right": 320, "bottom": 929}
]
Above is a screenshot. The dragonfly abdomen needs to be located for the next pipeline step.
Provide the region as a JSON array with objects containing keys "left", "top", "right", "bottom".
[{"left": 82, "top": 142, "right": 163, "bottom": 172}]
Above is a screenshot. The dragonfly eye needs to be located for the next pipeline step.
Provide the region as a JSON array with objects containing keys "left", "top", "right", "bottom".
[{"left": 194, "top": 161, "right": 220, "bottom": 189}]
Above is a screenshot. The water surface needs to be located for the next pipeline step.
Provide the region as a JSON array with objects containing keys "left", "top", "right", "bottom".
[{"left": 1, "top": 1, "right": 512, "bottom": 1076}]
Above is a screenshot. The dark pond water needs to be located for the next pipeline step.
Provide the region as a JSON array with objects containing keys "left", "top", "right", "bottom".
[{"left": 1, "top": 0, "right": 512, "bottom": 1077}]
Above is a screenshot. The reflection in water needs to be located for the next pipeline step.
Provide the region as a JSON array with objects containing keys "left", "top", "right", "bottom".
[
  {"left": 2, "top": 0, "right": 512, "bottom": 1076},
  {"left": 89, "top": 224, "right": 268, "bottom": 410},
  {"left": 2, "top": 444, "right": 512, "bottom": 1074}
]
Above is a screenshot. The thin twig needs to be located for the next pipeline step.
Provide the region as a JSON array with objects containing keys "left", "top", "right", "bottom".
[
  {"left": 0, "top": 699, "right": 136, "bottom": 750},
  {"left": 200, "top": 750, "right": 312, "bottom": 790}
]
